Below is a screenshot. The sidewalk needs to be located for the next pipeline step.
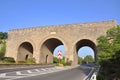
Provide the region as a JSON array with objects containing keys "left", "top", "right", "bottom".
[{"left": 0, "top": 64, "right": 55, "bottom": 70}]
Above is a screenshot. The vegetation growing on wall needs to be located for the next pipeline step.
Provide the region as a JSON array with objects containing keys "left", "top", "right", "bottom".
[
  {"left": 0, "top": 32, "right": 16, "bottom": 63},
  {"left": 0, "top": 32, "right": 7, "bottom": 60}
]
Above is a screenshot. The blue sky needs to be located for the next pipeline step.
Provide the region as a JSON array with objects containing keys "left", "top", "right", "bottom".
[
  {"left": 0, "top": 0, "right": 119, "bottom": 58},
  {"left": 0, "top": 0, "right": 120, "bottom": 32},
  {"left": 53, "top": 45, "right": 94, "bottom": 59}
]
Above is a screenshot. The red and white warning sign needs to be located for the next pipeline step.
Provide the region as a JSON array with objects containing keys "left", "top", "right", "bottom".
[{"left": 57, "top": 50, "right": 62, "bottom": 59}]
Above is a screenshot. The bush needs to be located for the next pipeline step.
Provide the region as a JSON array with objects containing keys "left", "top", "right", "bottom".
[
  {"left": 66, "top": 60, "right": 72, "bottom": 66},
  {"left": 2, "top": 57, "right": 15, "bottom": 63},
  {"left": 0, "top": 52, "right": 5, "bottom": 60},
  {"left": 61, "top": 59, "right": 66, "bottom": 65},
  {"left": 17, "top": 61, "right": 26, "bottom": 64},
  {"left": 97, "top": 73, "right": 105, "bottom": 80},
  {"left": 53, "top": 57, "right": 58, "bottom": 63},
  {"left": 25, "top": 58, "right": 35, "bottom": 64}
]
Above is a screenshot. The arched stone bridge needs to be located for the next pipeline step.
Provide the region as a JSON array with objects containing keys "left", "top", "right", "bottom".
[{"left": 6, "top": 20, "right": 117, "bottom": 65}]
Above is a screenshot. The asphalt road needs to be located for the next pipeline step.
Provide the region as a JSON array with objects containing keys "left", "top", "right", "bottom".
[
  {"left": 16, "top": 66, "right": 92, "bottom": 80},
  {"left": 0, "top": 64, "right": 94, "bottom": 80},
  {"left": 0, "top": 65, "right": 54, "bottom": 73}
]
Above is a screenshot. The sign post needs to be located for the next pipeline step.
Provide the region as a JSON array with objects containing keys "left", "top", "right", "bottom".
[{"left": 57, "top": 50, "right": 62, "bottom": 64}]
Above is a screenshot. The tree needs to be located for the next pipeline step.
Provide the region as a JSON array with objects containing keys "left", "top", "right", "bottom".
[
  {"left": 0, "top": 40, "right": 6, "bottom": 60},
  {"left": 53, "top": 57, "right": 58, "bottom": 63},
  {"left": 0, "top": 32, "right": 7, "bottom": 60},
  {"left": 83, "top": 55, "right": 94, "bottom": 63},
  {"left": 97, "top": 26, "right": 120, "bottom": 62},
  {"left": 97, "top": 26, "right": 120, "bottom": 80},
  {"left": 0, "top": 32, "right": 7, "bottom": 40},
  {"left": 78, "top": 56, "right": 83, "bottom": 64}
]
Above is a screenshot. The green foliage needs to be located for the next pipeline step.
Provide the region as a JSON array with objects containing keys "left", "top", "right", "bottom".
[
  {"left": 97, "top": 26, "right": 120, "bottom": 80},
  {"left": 53, "top": 57, "right": 58, "bottom": 63},
  {"left": 97, "top": 73, "right": 105, "bottom": 80},
  {"left": 0, "top": 40, "right": 6, "bottom": 60},
  {"left": 65, "top": 60, "right": 72, "bottom": 66},
  {"left": 17, "top": 61, "right": 26, "bottom": 64},
  {"left": 0, "top": 40, "right": 6, "bottom": 53},
  {"left": 0, "top": 32, "right": 7, "bottom": 60},
  {"left": 0, "top": 32, "right": 7, "bottom": 40},
  {"left": 78, "top": 56, "right": 83, "bottom": 64},
  {"left": 83, "top": 55, "right": 94, "bottom": 63},
  {"left": 0, "top": 52, "right": 5, "bottom": 60},
  {"left": 61, "top": 57, "right": 66, "bottom": 65},
  {"left": 97, "top": 26, "right": 120, "bottom": 63},
  {"left": 54, "top": 57, "right": 72, "bottom": 66},
  {"left": 25, "top": 58, "right": 35, "bottom": 64},
  {"left": 2, "top": 57, "right": 15, "bottom": 63}
]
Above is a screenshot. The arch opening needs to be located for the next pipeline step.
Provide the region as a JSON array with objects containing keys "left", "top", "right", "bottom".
[
  {"left": 75, "top": 39, "right": 97, "bottom": 64},
  {"left": 18, "top": 42, "right": 33, "bottom": 61},
  {"left": 40, "top": 38, "right": 65, "bottom": 64},
  {"left": 78, "top": 46, "right": 94, "bottom": 64},
  {"left": 53, "top": 45, "right": 65, "bottom": 57}
]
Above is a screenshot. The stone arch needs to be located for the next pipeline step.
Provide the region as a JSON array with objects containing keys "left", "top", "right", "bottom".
[
  {"left": 73, "top": 39, "right": 97, "bottom": 65},
  {"left": 17, "top": 41, "right": 34, "bottom": 61},
  {"left": 39, "top": 36, "right": 67, "bottom": 64},
  {"left": 16, "top": 38, "right": 36, "bottom": 51},
  {"left": 15, "top": 38, "right": 36, "bottom": 62}
]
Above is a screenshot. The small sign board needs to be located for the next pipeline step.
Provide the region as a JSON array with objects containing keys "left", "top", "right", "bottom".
[{"left": 57, "top": 50, "right": 62, "bottom": 59}]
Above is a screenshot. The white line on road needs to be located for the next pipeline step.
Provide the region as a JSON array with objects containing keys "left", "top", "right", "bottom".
[
  {"left": 41, "top": 68, "right": 47, "bottom": 71},
  {"left": 27, "top": 70, "right": 32, "bottom": 73},
  {"left": 0, "top": 67, "right": 69, "bottom": 80},
  {"left": 16, "top": 71, "right": 22, "bottom": 75},
  {"left": 0, "top": 73, "right": 6, "bottom": 77},
  {"left": 83, "top": 68, "right": 94, "bottom": 80},
  {"left": 34, "top": 69, "right": 40, "bottom": 72}
]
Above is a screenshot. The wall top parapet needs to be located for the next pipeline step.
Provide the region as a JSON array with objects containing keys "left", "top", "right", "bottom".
[{"left": 9, "top": 20, "right": 117, "bottom": 33}]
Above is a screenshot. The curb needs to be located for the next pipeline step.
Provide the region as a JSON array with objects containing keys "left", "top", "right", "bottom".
[{"left": 0, "top": 64, "right": 55, "bottom": 70}]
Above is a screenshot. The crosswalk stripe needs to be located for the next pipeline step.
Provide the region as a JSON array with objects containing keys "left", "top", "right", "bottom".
[
  {"left": 0, "top": 73, "right": 6, "bottom": 77},
  {"left": 16, "top": 71, "right": 22, "bottom": 75},
  {"left": 41, "top": 68, "right": 46, "bottom": 71},
  {"left": 0, "top": 67, "right": 67, "bottom": 80},
  {"left": 27, "top": 70, "right": 32, "bottom": 73},
  {"left": 34, "top": 69, "right": 40, "bottom": 72}
]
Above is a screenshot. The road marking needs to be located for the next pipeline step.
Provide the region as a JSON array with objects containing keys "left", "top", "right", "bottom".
[
  {"left": 16, "top": 71, "right": 22, "bottom": 75},
  {"left": 27, "top": 70, "right": 32, "bottom": 73},
  {"left": 0, "top": 73, "right": 6, "bottom": 77},
  {"left": 83, "top": 68, "right": 94, "bottom": 80},
  {"left": 41, "top": 68, "right": 46, "bottom": 71},
  {"left": 34, "top": 69, "right": 40, "bottom": 72},
  {"left": 0, "top": 67, "right": 68, "bottom": 80}
]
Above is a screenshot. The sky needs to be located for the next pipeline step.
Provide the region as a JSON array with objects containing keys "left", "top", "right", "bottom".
[
  {"left": 53, "top": 45, "right": 94, "bottom": 59},
  {"left": 0, "top": 0, "right": 120, "bottom": 32},
  {"left": 0, "top": 0, "right": 119, "bottom": 58}
]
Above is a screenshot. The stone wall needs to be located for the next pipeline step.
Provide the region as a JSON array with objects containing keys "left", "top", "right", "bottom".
[{"left": 6, "top": 20, "right": 117, "bottom": 65}]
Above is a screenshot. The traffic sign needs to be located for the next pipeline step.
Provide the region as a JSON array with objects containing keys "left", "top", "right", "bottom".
[{"left": 57, "top": 50, "right": 62, "bottom": 59}]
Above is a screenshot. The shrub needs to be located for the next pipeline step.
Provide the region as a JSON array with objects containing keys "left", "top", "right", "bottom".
[
  {"left": 61, "top": 59, "right": 66, "bottom": 65},
  {"left": 25, "top": 58, "right": 35, "bottom": 64},
  {"left": 66, "top": 60, "right": 72, "bottom": 66},
  {"left": 17, "top": 61, "right": 26, "bottom": 64},
  {"left": 97, "top": 73, "right": 105, "bottom": 80},
  {"left": 53, "top": 57, "right": 58, "bottom": 63},
  {"left": 0, "top": 52, "right": 5, "bottom": 60},
  {"left": 2, "top": 57, "right": 15, "bottom": 63}
]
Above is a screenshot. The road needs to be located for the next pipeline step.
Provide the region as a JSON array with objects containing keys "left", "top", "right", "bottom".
[{"left": 0, "top": 64, "right": 94, "bottom": 80}]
